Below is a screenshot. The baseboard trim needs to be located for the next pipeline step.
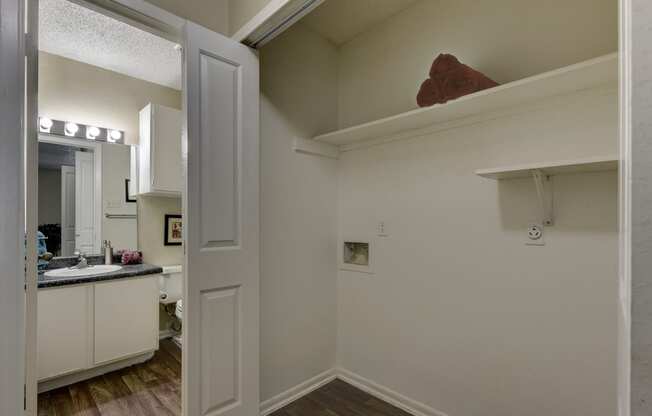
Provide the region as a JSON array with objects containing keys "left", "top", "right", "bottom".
[
  {"left": 259, "top": 369, "right": 337, "bottom": 415},
  {"left": 258, "top": 367, "right": 447, "bottom": 416},
  {"left": 335, "top": 368, "right": 449, "bottom": 416}
]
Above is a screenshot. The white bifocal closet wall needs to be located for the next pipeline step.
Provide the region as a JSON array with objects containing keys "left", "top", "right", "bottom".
[{"left": 258, "top": 1, "right": 618, "bottom": 415}]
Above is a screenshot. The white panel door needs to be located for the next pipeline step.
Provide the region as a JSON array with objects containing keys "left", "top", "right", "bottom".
[
  {"left": 0, "top": 0, "right": 29, "bottom": 413},
  {"left": 75, "top": 151, "right": 95, "bottom": 254},
  {"left": 61, "top": 166, "right": 76, "bottom": 256},
  {"left": 183, "top": 22, "right": 260, "bottom": 416}
]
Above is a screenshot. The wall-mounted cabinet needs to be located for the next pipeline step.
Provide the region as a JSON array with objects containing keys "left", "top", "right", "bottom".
[{"left": 132, "top": 103, "right": 182, "bottom": 197}]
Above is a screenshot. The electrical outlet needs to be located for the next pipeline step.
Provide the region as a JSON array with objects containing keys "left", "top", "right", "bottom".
[{"left": 526, "top": 223, "right": 545, "bottom": 246}]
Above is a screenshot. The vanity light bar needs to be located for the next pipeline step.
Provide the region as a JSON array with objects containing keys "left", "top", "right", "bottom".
[{"left": 39, "top": 117, "right": 124, "bottom": 144}]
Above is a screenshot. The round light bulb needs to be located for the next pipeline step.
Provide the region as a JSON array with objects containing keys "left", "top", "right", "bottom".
[
  {"left": 109, "top": 130, "right": 122, "bottom": 142},
  {"left": 39, "top": 117, "right": 53, "bottom": 131},
  {"left": 64, "top": 122, "right": 79, "bottom": 136},
  {"left": 87, "top": 126, "right": 100, "bottom": 139}
]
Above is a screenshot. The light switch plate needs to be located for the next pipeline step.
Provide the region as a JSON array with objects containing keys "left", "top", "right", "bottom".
[{"left": 377, "top": 221, "right": 388, "bottom": 237}]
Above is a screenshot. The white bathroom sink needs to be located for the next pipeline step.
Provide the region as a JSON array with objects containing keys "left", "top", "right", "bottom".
[{"left": 44, "top": 264, "right": 123, "bottom": 278}]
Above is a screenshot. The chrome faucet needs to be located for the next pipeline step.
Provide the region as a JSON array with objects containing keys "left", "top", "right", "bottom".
[{"left": 72, "top": 250, "right": 89, "bottom": 269}]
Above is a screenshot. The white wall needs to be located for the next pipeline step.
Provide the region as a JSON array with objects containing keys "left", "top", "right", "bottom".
[
  {"left": 337, "top": 0, "right": 618, "bottom": 128},
  {"left": 39, "top": 52, "right": 181, "bottom": 146},
  {"left": 259, "top": 22, "right": 339, "bottom": 401},
  {"left": 336, "top": 90, "right": 619, "bottom": 416},
  {"left": 40, "top": 51, "right": 182, "bottom": 264},
  {"left": 274, "top": 5, "right": 620, "bottom": 412},
  {"left": 137, "top": 196, "right": 182, "bottom": 266},
  {"left": 144, "top": 0, "right": 229, "bottom": 34},
  {"left": 258, "top": 3, "right": 618, "bottom": 413}
]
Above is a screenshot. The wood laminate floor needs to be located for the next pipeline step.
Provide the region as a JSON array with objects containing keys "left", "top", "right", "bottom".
[
  {"left": 38, "top": 339, "right": 182, "bottom": 416},
  {"left": 39, "top": 341, "right": 409, "bottom": 416},
  {"left": 270, "top": 379, "right": 412, "bottom": 416}
]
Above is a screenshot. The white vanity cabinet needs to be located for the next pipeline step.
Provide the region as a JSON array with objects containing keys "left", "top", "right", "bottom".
[
  {"left": 94, "top": 277, "right": 159, "bottom": 365},
  {"left": 135, "top": 103, "right": 182, "bottom": 196},
  {"left": 37, "top": 275, "right": 159, "bottom": 382},
  {"left": 37, "top": 285, "right": 92, "bottom": 381}
]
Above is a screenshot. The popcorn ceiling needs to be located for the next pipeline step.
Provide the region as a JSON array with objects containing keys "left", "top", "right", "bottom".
[{"left": 39, "top": 0, "right": 182, "bottom": 90}]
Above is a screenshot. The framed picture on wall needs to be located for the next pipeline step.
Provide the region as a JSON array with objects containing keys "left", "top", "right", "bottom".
[
  {"left": 164, "top": 214, "right": 183, "bottom": 246},
  {"left": 125, "top": 179, "right": 136, "bottom": 203}
]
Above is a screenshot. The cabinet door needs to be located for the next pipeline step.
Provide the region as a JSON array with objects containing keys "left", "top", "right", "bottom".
[
  {"left": 93, "top": 277, "right": 158, "bottom": 365},
  {"left": 129, "top": 145, "right": 139, "bottom": 198},
  {"left": 151, "top": 104, "right": 182, "bottom": 194},
  {"left": 138, "top": 104, "right": 153, "bottom": 194},
  {"left": 37, "top": 286, "right": 91, "bottom": 380}
]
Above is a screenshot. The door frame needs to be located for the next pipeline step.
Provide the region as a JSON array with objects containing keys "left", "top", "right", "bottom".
[
  {"left": 231, "top": 0, "right": 324, "bottom": 47},
  {"left": 60, "top": 165, "right": 76, "bottom": 256},
  {"left": 38, "top": 134, "right": 102, "bottom": 254},
  {"left": 27, "top": 1, "right": 250, "bottom": 415},
  {"left": 73, "top": 150, "right": 97, "bottom": 254},
  {"left": 619, "top": 0, "right": 632, "bottom": 415},
  {"left": 0, "top": 0, "right": 28, "bottom": 414},
  {"left": 77, "top": 0, "right": 184, "bottom": 41},
  {"left": 25, "top": 2, "right": 183, "bottom": 415},
  {"left": 8, "top": 1, "right": 635, "bottom": 416}
]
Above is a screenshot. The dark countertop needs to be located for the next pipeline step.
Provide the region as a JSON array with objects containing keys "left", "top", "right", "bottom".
[{"left": 38, "top": 263, "right": 163, "bottom": 289}]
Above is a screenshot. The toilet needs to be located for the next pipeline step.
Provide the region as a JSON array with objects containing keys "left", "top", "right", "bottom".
[
  {"left": 173, "top": 300, "right": 183, "bottom": 346},
  {"left": 175, "top": 299, "right": 183, "bottom": 321},
  {"left": 158, "top": 265, "right": 183, "bottom": 345},
  {"left": 158, "top": 265, "right": 182, "bottom": 304}
]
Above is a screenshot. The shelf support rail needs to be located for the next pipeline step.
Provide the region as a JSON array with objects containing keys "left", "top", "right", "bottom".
[{"left": 532, "top": 169, "right": 553, "bottom": 226}]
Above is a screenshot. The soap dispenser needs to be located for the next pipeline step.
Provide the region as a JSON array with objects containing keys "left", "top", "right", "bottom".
[{"left": 104, "top": 240, "right": 113, "bottom": 264}]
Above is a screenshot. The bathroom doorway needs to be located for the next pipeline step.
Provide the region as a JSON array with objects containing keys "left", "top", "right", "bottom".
[
  {"left": 22, "top": 0, "right": 262, "bottom": 415},
  {"left": 33, "top": 0, "right": 184, "bottom": 413}
]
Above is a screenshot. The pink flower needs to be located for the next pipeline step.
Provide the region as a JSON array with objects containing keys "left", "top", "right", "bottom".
[{"left": 121, "top": 250, "right": 143, "bottom": 265}]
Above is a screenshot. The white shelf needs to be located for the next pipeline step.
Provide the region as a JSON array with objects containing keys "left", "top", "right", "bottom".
[
  {"left": 475, "top": 156, "right": 618, "bottom": 180},
  {"left": 313, "top": 53, "right": 618, "bottom": 146}
]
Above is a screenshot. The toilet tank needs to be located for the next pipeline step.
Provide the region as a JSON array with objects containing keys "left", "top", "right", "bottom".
[{"left": 158, "top": 265, "right": 182, "bottom": 304}]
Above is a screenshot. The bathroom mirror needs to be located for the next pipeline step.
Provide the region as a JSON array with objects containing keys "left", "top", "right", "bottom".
[{"left": 38, "top": 135, "right": 138, "bottom": 258}]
